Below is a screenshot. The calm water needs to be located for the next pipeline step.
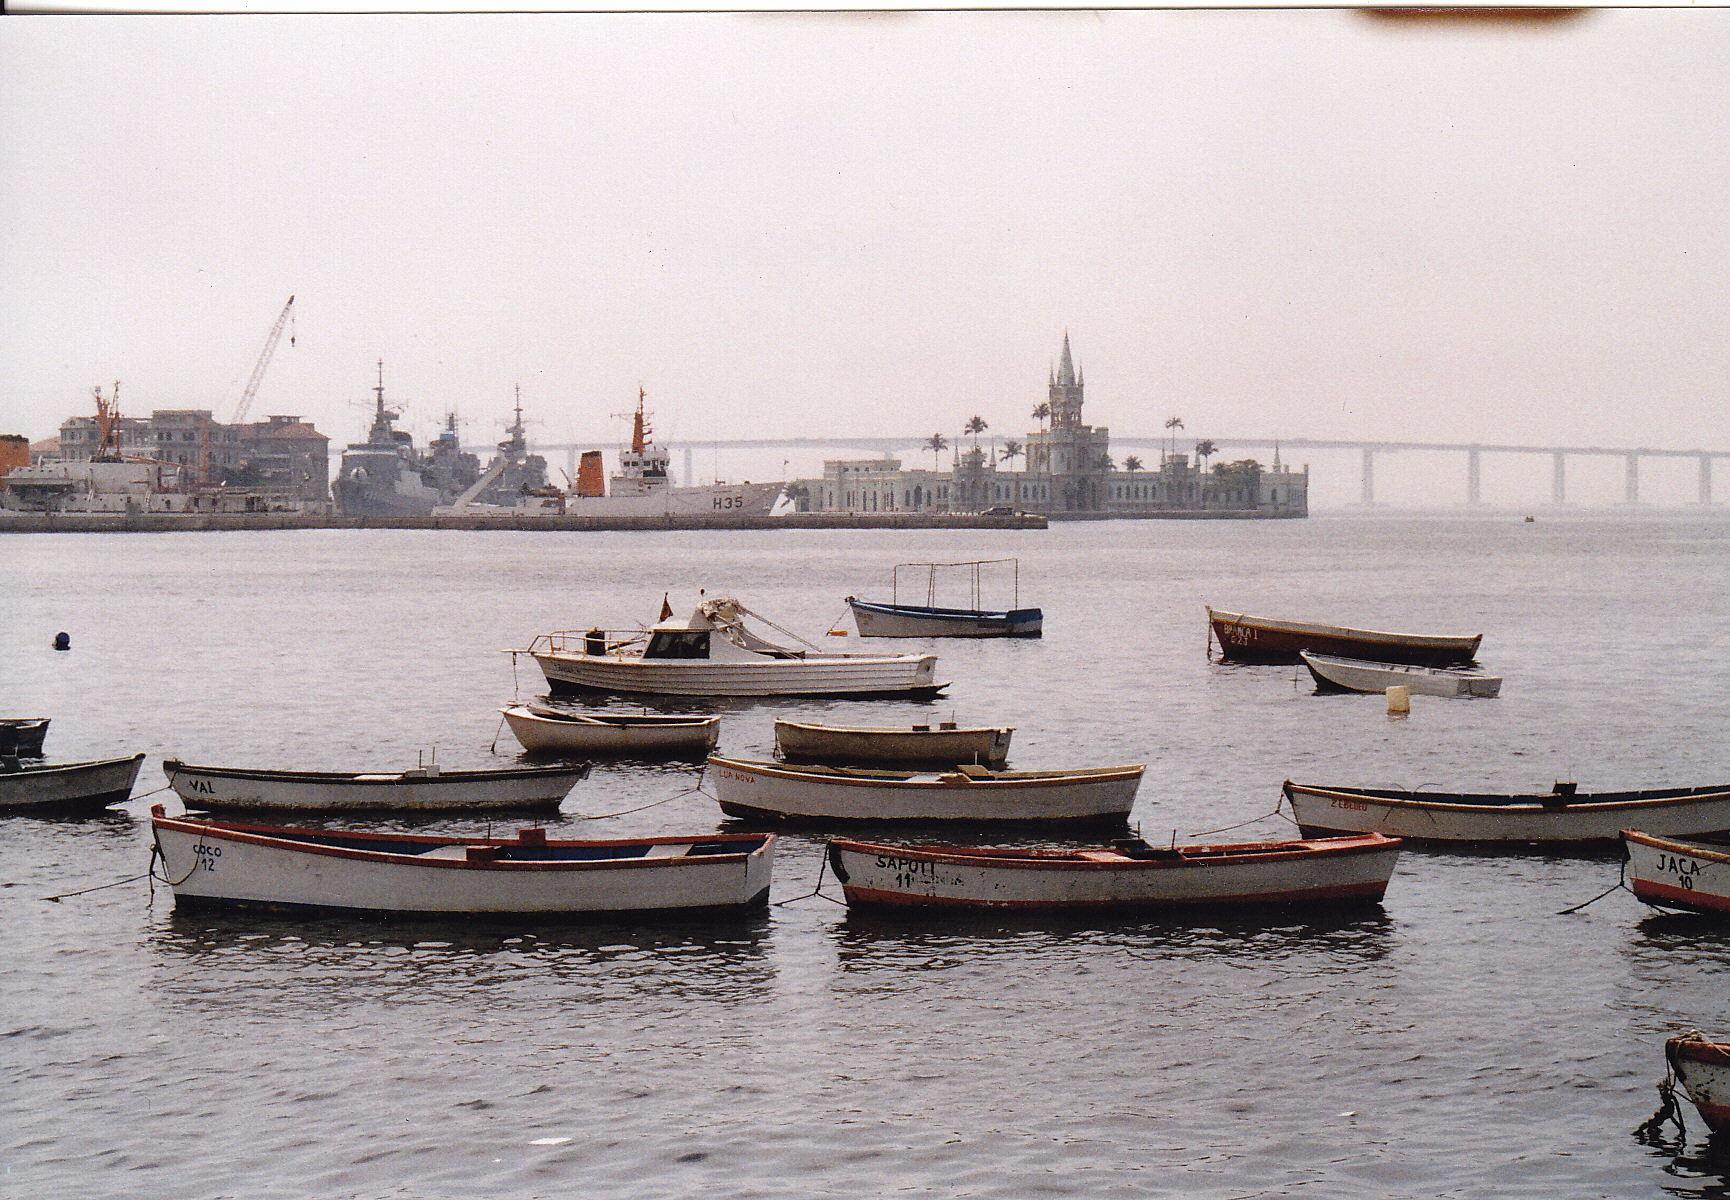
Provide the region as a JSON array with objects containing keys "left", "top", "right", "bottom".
[{"left": 4, "top": 513, "right": 1730, "bottom": 1199}]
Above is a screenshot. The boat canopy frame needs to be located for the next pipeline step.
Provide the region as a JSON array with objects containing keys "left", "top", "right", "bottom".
[{"left": 892, "top": 558, "right": 1022, "bottom": 612}]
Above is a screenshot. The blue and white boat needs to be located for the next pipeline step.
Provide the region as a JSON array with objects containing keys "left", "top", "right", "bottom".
[{"left": 847, "top": 558, "right": 1043, "bottom": 639}]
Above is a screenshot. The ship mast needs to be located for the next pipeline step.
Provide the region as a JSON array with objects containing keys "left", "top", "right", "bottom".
[{"left": 632, "top": 386, "right": 650, "bottom": 456}]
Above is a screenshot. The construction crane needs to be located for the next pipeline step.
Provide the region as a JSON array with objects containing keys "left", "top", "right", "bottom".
[{"left": 229, "top": 295, "right": 296, "bottom": 425}]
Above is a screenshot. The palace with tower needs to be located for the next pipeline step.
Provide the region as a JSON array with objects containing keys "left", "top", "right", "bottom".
[{"left": 798, "top": 334, "right": 1308, "bottom": 518}]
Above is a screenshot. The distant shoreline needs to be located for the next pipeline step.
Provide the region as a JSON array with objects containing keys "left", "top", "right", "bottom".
[{"left": 0, "top": 511, "right": 1050, "bottom": 534}]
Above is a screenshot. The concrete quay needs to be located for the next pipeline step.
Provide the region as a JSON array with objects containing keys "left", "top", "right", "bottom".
[{"left": 0, "top": 510, "right": 1049, "bottom": 534}]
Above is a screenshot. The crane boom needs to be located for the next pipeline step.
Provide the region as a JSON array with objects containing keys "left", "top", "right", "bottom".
[{"left": 229, "top": 294, "right": 296, "bottom": 425}]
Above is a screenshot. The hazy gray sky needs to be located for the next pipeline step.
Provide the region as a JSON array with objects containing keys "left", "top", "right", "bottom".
[{"left": 3, "top": 11, "right": 1727, "bottom": 484}]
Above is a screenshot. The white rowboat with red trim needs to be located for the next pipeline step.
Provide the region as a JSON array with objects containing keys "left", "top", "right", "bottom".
[
  {"left": 826, "top": 833, "right": 1402, "bottom": 911},
  {"left": 707, "top": 756, "right": 1142, "bottom": 827},
  {"left": 1624, "top": 830, "right": 1730, "bottom": 917},
  {"left": 1666, "top": 1035, "right": 1730, "bottom": 1135},
  {"left": 1285, "top": 780, "right": 1730, "bottom": 846},
  {"left": 150, "top": 806, "right": 776, "bottom": 918}
]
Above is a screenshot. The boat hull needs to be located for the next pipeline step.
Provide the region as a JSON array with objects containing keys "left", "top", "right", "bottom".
[
  {"left": 502, "top": 707, "right": 719, "bottom": 757},
  {"left": 151, "top": 809, "right": 776, "bottom": 918},
  {"left": 1668, "top": 1037, "right": 1730, "bottom": 1135},
  {"left": 708, "top": 757, "right": 1141, "bottom": 826},
  {"left": 0, "top": 718, "right": 50, "bottom": 757},
  {"left": 162, "top": 759, "right": 589, "bottom": 813},
  {"left": 0, "top": 754, "right": 144, "bottom": 812},
  {"left": 848, "top": 598, "right": 1043, "bottom": 639},
  {"left": 1286, "top": 781, "right": 1730, "bottom": 846},
  {"left": 1300, "top": 652, "right": 1502, "bottom": 698},
  {"left": 1625, "top": 831, "right": 1730, "bottom": 917},
  {"left": 1210, "top": 607, "right": 1481, "bottom": 667},
  {"left": 827, "top": 834, "right": 1402, "bottom": 911},
  {"left": 533, "top": 651, "right": 945, "bottom": 698},
  {"left": 775, "top": 720, "right": 1012, "bottom": 768}
]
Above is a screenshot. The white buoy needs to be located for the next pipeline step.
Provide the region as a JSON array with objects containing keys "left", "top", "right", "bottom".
[{"left": 1386, "top": 685, "right": 1411, "bottom": 716}]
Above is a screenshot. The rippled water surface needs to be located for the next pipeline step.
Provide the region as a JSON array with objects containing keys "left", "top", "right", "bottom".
[{"left": 5, "top": 514, "right": 1730, "bottom": 1198}]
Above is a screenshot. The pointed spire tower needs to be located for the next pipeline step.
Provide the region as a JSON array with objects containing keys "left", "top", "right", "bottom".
[{"left": 1049, "top": 331, "right": 1084, "bottom": 429}]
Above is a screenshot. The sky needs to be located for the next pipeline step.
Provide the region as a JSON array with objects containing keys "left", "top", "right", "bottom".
[{"left": 2, "top": 11, "right": 1727, "bottom": 504}]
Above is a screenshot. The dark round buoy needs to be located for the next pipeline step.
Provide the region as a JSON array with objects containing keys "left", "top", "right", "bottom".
[{"left": 53, "top": 632, "right": 70, "bottom": 652}]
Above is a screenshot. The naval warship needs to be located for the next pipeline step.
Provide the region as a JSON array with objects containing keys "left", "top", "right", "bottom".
[{"left": 332, "top": 363, "right": 478, "bottom": 517}]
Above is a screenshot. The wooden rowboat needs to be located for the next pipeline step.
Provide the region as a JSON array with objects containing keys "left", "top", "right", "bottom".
[
  {"left": 0, "top": 717, "right": 50, "bottom": 757},
  {"left": 847, "top": 598, "right": 1043, "bottom": 639},
  {"left": 1300, "top": 652, "right": 1502, "bottom": 698},
  {"left": 826, "top": 833, "right": 1403, "bottom": 912},
  {"left": 149, "top": 805, "right": 776, "bottom": 918},
  {"left": 774, "top": 719, "right": 1013, "bottom": 768},
  {"left": 1624, "top": 830, "right": 1730, "bottom": 917},
  {"left": 706, "top": 756, "right": 1142, "bottom": 827},
  {"left": 1209, "top": 607, "right": 1482, "bottom": 667},
  {"left": 1665, "top": 1035, "right": 1730, "bottom": 1134},
  {"left": 0, "top": 753, "right": 144, "bottom": 813},
  {"left": 162, "top": 757, "right": 590, "bottom": 814},
  {"left": 848, "top": 558, "right": 1042, "bottom": 638},
  {"left": 1285, "top": 780, "right": 1730, "bottom": 847},
  {"left": 502, "top": 705, "right": 720, "bottom": 757}
]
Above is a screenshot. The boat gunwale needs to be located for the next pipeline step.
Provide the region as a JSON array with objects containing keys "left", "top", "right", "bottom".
[
  {"left": 1670, "top": 1035, "right": 1730, "bottom": 1069},
  {"left": 829, "top": 833, "right": 1401, "bottom": 871},
  {"left": 0, "top": 752, "right": 145, "bottom": 778},
  {"left": 1208, "top": 607, "right": 1482, "bottom": 650},
  {"left": 1624, "top": 829, "right": 1730, "bottom": 867},
  {"left": 708, "top": 756, "right": 1144, "bottom": 787},
  {"left": 149, "top": 806, "right": 773, "bottom": 870},
  {"left": 530, "top": 648, "right": 938, "bottom": 669},
  {"left": 846, "top": 597, "right": 1043, "bottom": 623},
  {"left": 774, "top": 719, "right": 1013, "bottom": 739},
  {"left": 1284, "top": 780, "right": 1730, "bottom": 813},
  {"left": 1298, "top": 651, "right": 1499, "bottom": 680},
  {"left": 505, "top": 705, "right": 720, "bottom": 730},
  {"left": 161, "top": 758, "right": 592, "bottom": 786}
]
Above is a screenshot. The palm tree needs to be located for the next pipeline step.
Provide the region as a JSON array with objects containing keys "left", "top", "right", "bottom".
[
  {"left": 1097, "top": 452, "right": 1115, "bottom": 471},
  {"left": 925, "top": 433, "right": 948, "bottom": 472},
  {"left": 1163, "top": 415, "right": 1185, "bottom": 462},
  {"left": 1032, "top": 402, "right": 1051, "bottom": 433},
  {"left": 965, "top": 415, "right": 987, "bottom": 447},
  {"left": 1123, "top": 454, "right": 1143, "bottom": 473},
  {"left": 1195, "top": 439, "right": 1217, "bottom": 471},
  {"left": 1000, "top": 439, "right": 1023, "bottom": 468}
]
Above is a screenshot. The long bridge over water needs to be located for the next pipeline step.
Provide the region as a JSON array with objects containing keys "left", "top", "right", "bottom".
[{"left": 494, "top": 435, "right": 1729, "bottom": 505}]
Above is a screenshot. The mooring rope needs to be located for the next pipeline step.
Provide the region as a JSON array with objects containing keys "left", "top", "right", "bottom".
[
  {"left": 1187, "top": 794, "right": 1298, "bottom": 839},
  {"left": 1635, "top": 1032, "right": 1702, "bottom": 1143},
  {"left": 1556, "top": 852, "right": 1629, "bottom": 915},
  {"left": 488, "top": 710, "right": 510, "bottom": 754},
  {"left": 772, "top": 849, "right": 845, "bottom": 907},
  {"left": 569, "top": 768, "right": 711, "bottom": 821}
]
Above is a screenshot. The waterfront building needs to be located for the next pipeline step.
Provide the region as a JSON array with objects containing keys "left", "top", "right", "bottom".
[
  {"left": 794, "top": 335, "right": 1309, "bottom": 518},
  {"left": 54, "top": 408, "right": 329, "bottom": 500}
]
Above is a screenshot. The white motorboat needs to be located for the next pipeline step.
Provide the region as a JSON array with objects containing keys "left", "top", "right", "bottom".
[
  {"left": 525, "top": 597, "right": 945, "bottom": 698},
  {"left": 150, "top": 806, "right": 776, "bottom": 918},
  {"left": 0, "top": 753, "right": 144, "bottom": 813},
  {"left": 1299, "top": 651, "right": 1502, "bottom": 698},
  {"left": 1284, "top": 780, "right": 1730, "bottom": 846},
  {"left": 826, "top": 833, "right": 1403, "bottom": 912},
  {"left": 706, "top": 756, "right": 1142, "bottom": 826},
  {"left": 502, "top": 704, "right": 720, "bottom": 757},
  {"left": 774, "top": 719, "right": 1012, "bottom": 768},
  {"left": 162, "top": 757, "right": 590, "bottom": 814}
]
